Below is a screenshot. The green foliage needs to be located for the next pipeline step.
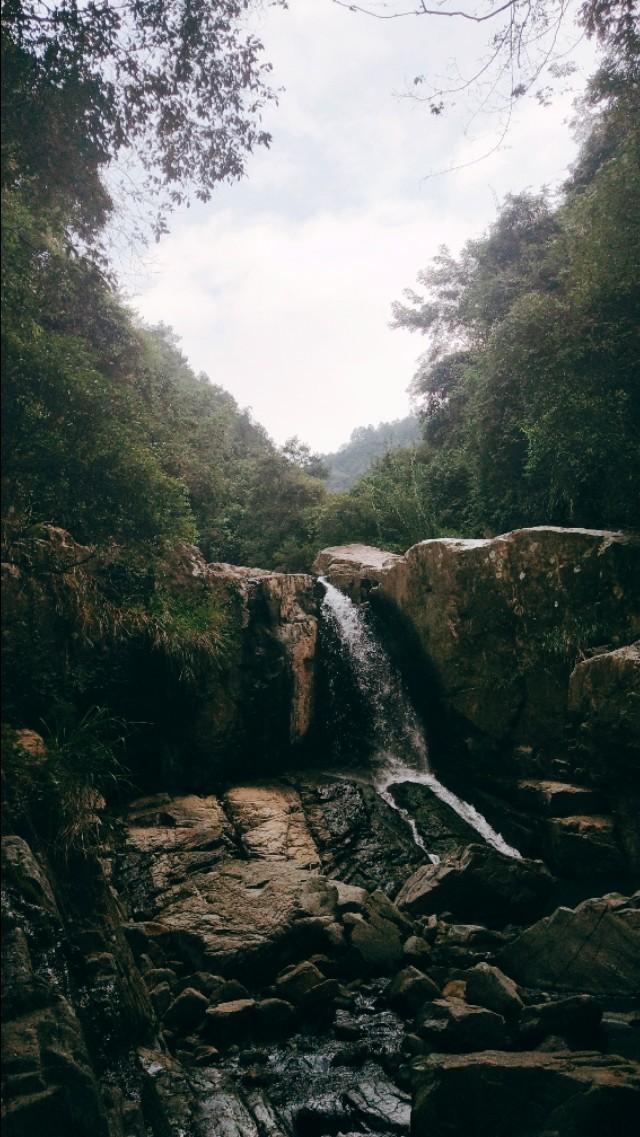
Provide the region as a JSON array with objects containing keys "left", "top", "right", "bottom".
[
  {"left": 368, "top": 68, "right": 640, "bottom": 546},
  {"left": 2, "top": 710, "right": 126, "bottom": 856},
  {"left": 322, "top": 416, "right": 421, "bottom": 491},
  {"left": 1, "top": 1, "right": 282, "bottom": 240},
  {"left": 535, "top": 618, "right": 617, "bottom": 665},
  {"left": 144, "top": 584, "right": 239, "bottom": 684},
  {"left": 318, "top": 446, "right": 445, "bottom": 553},
  {"left": 1, "top": 189, "right": 328, "bottom": 571}
]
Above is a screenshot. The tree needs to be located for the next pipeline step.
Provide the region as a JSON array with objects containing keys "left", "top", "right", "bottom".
[
  {"left": 332, "top": 1, "right": 638, "bottom": 164},
  {"left": 389, "top": 63, "right": 640, "bottom": 535},
  {"left": 1, "top": 0, "right": 282, "bottom": 240},
  {"left": 281, "top": 437, "right": 330, "bottom": 480}
]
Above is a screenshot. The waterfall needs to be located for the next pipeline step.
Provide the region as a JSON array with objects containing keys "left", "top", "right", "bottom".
[{"left": 319, "top": 578, "right": 521, "bottom": 861}]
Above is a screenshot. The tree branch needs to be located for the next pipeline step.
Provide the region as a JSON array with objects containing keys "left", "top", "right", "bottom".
[{"left": 331, "top": 0, "right": 520, "bottom": 24}]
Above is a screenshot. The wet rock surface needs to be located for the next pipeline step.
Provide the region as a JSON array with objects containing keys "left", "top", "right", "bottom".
[
  {"left": 412, "top": 1050, "right": 640, "bottom": 1137},
  {"left": 395, "top": 843, "right": 555, "bottom": 927},
  {"left": 316, "top": 529, "right": 640, "bottom": 754},
  {"left": 3, "top": 778, "right": 640, "bottom": 1136}
]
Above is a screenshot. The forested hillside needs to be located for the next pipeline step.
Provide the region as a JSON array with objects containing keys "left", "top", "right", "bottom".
[
  {"left": 3, "top": 3, "right": 638, "bottom": 577},
  {"left": 322, "top": 416, "right": 421, "bottom": 490},
  {"left": 2, "top": 3, "right": 639, "bottom": 627},
  {"left": 1, "top": 0, "right": 328, "bottom": 577},
  {"left": 319, "top": 34, "right": 640, "bottom": 552}
]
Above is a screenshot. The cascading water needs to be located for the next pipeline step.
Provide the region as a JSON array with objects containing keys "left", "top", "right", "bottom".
[{"left": 319, "top": 577, "right": 521, "bottom": 862}]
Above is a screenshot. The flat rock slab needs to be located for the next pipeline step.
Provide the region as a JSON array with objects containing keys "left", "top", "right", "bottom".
[
  {"left": 514, "top": 779, "right": 606, "bottom": 816},
  {"left": 149, "top": 859, "right": 338, "bottom": 974},
  {"left": 412, "top": 1050, "right": 640, "bottom": 1137},
  {"left": 314, "top": 544, "right": 402, "bottom": 574},
  {"left": 498, "top": 893, "right": 640, "bottom": 996},
  {"left": 223, "top": 784, "right": 320, "bottom": 866}
]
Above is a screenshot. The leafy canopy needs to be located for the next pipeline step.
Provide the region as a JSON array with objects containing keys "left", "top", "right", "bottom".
[{"left": 1, "top": 0, "right": 282, "bottom": 238}]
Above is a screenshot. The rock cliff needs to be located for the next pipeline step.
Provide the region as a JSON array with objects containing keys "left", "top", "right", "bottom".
[
  {"left": 2, "top": 527, "right": 319, "bottom": 784},
  {"left": 314, "top": 528, "right": 640, "bottom": 761},
  {"left": 314, "top": 528, "right": 640, "bottom": 878}
]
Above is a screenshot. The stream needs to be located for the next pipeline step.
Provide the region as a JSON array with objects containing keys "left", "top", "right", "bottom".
[{"left": 319, "top": 577, "right": 521, "bottom": 862}]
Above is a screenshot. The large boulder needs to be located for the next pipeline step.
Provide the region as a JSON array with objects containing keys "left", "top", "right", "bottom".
[
  {"left": 416, "top": 997, "right": 509, "bottom": 1052},
  {"left": 341, "top": 890, "right": 412, "bottom": 976},
  {"left": 122, "top": 788, "right": 345, "bottom": 978},
  {"left": 315, "top": 528, "right": 640, "bottom": 760},
  {"left": 568, "top": 642, "right": 640, "bottom": 784},
  {"left": 395, "top": 844, "right": 554, "bottom": 927},
  {"left": 464, "top": 963, "right": 523, "bottom": 1022},
  {"left": 498, "top": 893, "right": 640, "bottom": 996},
  {"left": 412, "top": 1050, "right": 640, "bottom": 1137},
  {"left": 314, "top": 544, "right": 402, "bottom": 602}
]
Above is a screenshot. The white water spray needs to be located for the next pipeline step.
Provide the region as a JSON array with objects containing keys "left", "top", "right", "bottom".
[{"left": 319, "top": 578, "right": 521, "bottom": 861}]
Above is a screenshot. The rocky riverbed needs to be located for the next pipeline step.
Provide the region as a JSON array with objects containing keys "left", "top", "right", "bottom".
[
  {"left": 3, "top": 773, "right": 639, "bottom": 1136},
  {"left": 3, "top": 525, "right": 640, "bottom": 1135}
]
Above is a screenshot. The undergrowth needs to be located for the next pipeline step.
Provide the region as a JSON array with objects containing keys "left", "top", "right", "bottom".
[
  {"left": 2, "top": 709, "right": 127, "bottom": 857},
  {"left": 2, "top": 530, "right": 239, "bottom": 848}
]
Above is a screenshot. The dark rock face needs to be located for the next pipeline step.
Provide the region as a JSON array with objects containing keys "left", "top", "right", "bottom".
[
  {"left": 517, "top": 994, "right": 603, "bottom": 1047},
  {"left": 2, "top": 997, "right": 110, "bottom": 1137},
  {"left": 388, "top": 781, "right": 481, "bottom": 856},
  {"left": 412, "top": 1051, "right": 640, "bottom": 1137},
  {"left": 395, "top": 844, "right": 555, "bottom": 927},
  {"left": 315, "top": 528, "right": 640, "bottom": 756},
  {"left": 296, "top": 775, "right": 426, "bottom": 894},
  {"left": 568, "top": 642, "right": 640, "bottom": 780},
  {"left": 416, "top": 998, "right": 509, "bottom": 1052},
  {"left": 541, "top": 814, "right": 627, "bottom": 877},
  {"left": 498, "top": 893, "right": 640, "bottom": 996},
  {"left": 2, "top": 528, "right": 320, "bottom": 786},
  {"left": 1, "top": 835, "right": 151, "bottom": 1137}
]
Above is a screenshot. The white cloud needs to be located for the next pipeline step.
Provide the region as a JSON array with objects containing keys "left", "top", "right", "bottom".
[{"left": 127, "top": 0, "right": 599, "bottom": 452}]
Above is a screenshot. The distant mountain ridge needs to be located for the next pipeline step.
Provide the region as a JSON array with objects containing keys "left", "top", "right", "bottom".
[{"left": 322, "top": 414, "right": 421, "bottom": 491}]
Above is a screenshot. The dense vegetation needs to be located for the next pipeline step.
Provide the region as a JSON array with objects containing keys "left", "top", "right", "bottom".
[
  {"left": 2, "top": 0, "right": 327, "bottom": 581},
  {"left": 322, "top": 416, "right": 421, "bottom": 491},
  {"left": 321, "top": 41, "right": 640, "bottom": 551}
]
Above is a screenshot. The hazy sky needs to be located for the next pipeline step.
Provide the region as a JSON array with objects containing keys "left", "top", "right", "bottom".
[{"left": 129, "top": 0, "right": 597, "bottom": 453}]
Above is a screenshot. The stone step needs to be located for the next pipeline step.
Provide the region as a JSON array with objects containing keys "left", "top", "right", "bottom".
[
  {"left": 542, "top": 813, "right": 626, "bottom": 877},
  {"left": 512, "top": 778, "right": 606, "bottom": 817}
]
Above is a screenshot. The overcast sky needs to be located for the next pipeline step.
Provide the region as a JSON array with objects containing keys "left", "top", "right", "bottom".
[{"left": 128, "top": 0, "right": 597, "bottom": 453}]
